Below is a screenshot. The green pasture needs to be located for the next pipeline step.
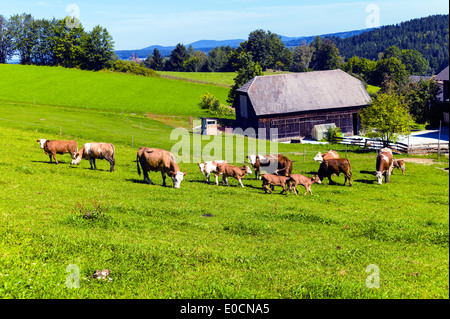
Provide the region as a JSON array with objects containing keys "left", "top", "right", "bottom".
[
  {"left": 0, "top": 64, "right": 229, "bottom": 117},
  {"left": 0, "top": 66, "right": 448, "bottom": 299}
]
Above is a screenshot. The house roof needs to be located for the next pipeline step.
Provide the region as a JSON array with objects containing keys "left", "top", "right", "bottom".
[
  {"left": 435, "top": 66, "right": 449, "bottom": 81},
  {"left": 237, "top": 69, "right": 372, "bottom": 116}
]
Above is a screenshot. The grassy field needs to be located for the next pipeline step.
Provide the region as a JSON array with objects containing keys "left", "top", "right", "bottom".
[
  {"left": 0, "top": 64, "right": 230, "bottom": 117},
  {"left": 0, "top": 66, "right": 448, "bottom": 299}
]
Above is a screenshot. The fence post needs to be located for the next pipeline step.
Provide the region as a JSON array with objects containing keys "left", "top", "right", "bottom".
[
  {"left": 60, "top": 126, "right": 62, "bottom": 136},
  {"left": 438, "top": 120, "right": 442, "bottom": 160}
]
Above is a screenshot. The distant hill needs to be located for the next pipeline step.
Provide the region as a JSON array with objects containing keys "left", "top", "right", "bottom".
[
  {"left": 330, "top": 14, "right": 449, "bottom": 74},
  {"left": 114, "top": 29, "right": 371, "bottom": 60}
]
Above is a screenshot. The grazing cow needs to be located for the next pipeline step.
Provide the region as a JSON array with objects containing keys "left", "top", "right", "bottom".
[
  {"left": 376, "top": 148, "right": 394, "bottom": 185},
  {"left": 36, "top": 139, "right": 78, "bottom": 164},
  {"left": 247, "top": 154, "right": 293, "bottom": 179},
  {"left": 288, "top": 174, "right": 321, "bottom": 196},
  {"left": 393, "top": 159, "right": 406, "bottom": 175},
  {"left": 318, "top": 158, "right": 352, "bottom": 186},
  {"left": 313, "top": 150, "right": 340, "bottom": 163},
  {"left": 72, "top": 143, "right": 115, "bottom": 172},
  {"left": 198, "top": 160, "right": 226, "bottom": 184},
  {"left": 136, "top": 147, "right": 186, "bottom": 188},
  {"left": 215, "top": 163, "right": 252, "bottom": 187},
  {"left": 261, "top": 174, "right": 291, "bottom": 194}
]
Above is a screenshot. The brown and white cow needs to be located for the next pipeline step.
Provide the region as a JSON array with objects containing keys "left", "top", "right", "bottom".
[
  {"left": 72, "top": 143, "right": 115, "bottom": 172},
  {"left": 261, "top": 174, "right": 291, "bottom": 194},
  {"left": 136, "top": 147, "right": 186, "bottom": 188},
  {"left": 288, "top": 174, "right": 321, "bottom": 196},
  {"left": 37, "top": 139, "right": 78, "bottom": 164},
  {"left": 317, "top": 158, "right": 352, "bottom": 186},
  {"left": 214, "top": 163, "right": 252, "bottom": 187},
  {"left": 376, "top": 148, "right": 394, "bottom": 185},
  {"left": 393, "top": 159, "right": 406, "bottom": 175},
  {"left": 313, "top": 150, "right": 340, "bottom": 163},
  {"left": 198, "top": 160, "right": 226, "bottom": 184},
  {"left": 247, "top": 153, "right": 293, "bottom": 179}
]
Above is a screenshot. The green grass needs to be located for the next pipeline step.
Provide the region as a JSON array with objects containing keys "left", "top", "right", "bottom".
[
  {"left": 0, "top": 65, "right": 448, "bottom": 299},
  {"left": 0, "top": 64, "right": 230, "bottom": 117},
  {"left": 158, "top": 71, "right": 237, "bottom": 87},
  {"left": 367, "top": 85, "right": 381, "bottom": 95}
]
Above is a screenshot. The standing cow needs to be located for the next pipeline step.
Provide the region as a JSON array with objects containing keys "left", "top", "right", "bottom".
[
  {"left": 136, "top": 147, "right": 186, "bottom": 188},
  {"left": 376, "top": 148, "right": 394, "bottom": 185},
  {"left": 71, "top": 143, "right": 116, "bottom": 172},
  {"left": 317, "top": 158, "right": 352, "bottom": 186},
  {"left": 36, "top": 139, "right": 78, "bottom": 164}
]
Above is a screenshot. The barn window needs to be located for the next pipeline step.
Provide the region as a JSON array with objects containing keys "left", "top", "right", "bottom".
[{"left": 240, "top": 95, "right": 248, "bottom": 119}]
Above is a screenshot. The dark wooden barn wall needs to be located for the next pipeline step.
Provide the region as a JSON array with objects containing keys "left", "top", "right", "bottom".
[{"left": 257, "top": 107, "right": 362, "bottom": 141}]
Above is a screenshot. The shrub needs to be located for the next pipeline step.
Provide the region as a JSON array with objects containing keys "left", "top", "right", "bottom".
[
  {"left": 200, "top": 93, "right": 235, "bottom": 116},
  {"left": 104, "top": 60, "right": 158, "bottom": 77},
  {"left": 325, "top": 126, "right": 342, "bottom": 143}
]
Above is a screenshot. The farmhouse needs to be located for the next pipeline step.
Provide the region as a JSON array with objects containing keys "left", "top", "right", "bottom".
[
  {"left": 232, "top": 70, "right": 372, "bottom": 142},
  {"left": 434, "top": 65, "right": 449, "bottom": 125}
]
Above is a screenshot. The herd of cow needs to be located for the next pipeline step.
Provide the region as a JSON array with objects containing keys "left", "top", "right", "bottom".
[{"left": 36, "top": 138, "right": 406, "bottom": 193}]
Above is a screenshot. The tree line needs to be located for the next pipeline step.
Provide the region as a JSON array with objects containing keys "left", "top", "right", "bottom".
[{"left": 0, "top": 13, "right": 115, "bottom": 71}]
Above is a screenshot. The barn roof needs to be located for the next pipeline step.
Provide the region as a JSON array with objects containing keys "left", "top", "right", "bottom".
[
  {"left": 435, "top": 66, "right": 449, "bottom": 81},
  {"left": 237, "top": 69, "right": 372, "bottom": 116}
]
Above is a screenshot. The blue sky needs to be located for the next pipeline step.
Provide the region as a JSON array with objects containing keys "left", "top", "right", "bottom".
[{"left": 2, "top": 0, "right": 449, "bottom": 50}]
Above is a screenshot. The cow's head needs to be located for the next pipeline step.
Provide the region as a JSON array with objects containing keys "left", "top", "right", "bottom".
[
  {"left": 246, "top": 155, "right": 257, "bottom": 165},
  {"left": 171, "top": 171, "right": 186, "bottom": 188},
  {"left": 243, "top": 165, "right": 252, "bottom": 175},
  {"left": 313, "top": 152, "right": 324, "bottom": 163},
  {"left": 376, "top": 171, "right": 383, "bottom": 185},
  {"left": 198, "top": 163, "right": 206, "bottom": 175},
  {"left": 37, "top": 139, "right": 47, "bottom": 149},
  {"left": 71, "top": 149, "right": 83, "bottom": 165}
]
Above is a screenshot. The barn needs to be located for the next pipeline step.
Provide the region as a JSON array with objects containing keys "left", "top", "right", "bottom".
[{"left": 232, "top": 69, "right": 372, "bottom": 142}]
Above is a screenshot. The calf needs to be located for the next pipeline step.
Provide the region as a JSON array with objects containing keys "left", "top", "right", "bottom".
[
  {"left": 198, "top": 160, "right": 226, "bottom": 184},
  {"left": 376, "top": 148, "right": 394, "bottom": 185},
  {"left": 215, "top": 163, "right": 252, "bottom": 187},
  {"left": 72, "top": 143, "right": 116, "bottom": 172},
  {"left": 36, "top": 139, "right": 78, "bottom": 164},
  {"left": 313, "top": 150, "right": 340, "bottom": 163},
  {"left": 393, "top": 159, "right": 406, "bottom": 175},
  {"left": 247, "top": 153, "right": 292, "bottom": 179},
  {"left": 288, "top": 174, "right": 321, "bottom": 196},
  {"left": 318, "top": 158, "right": 352, "bottom": 186},
  {"left": 261, "top": 174, "right": 291, "bottom": 194}
]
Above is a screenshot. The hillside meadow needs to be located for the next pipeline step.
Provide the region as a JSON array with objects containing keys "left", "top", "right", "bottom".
[{"left": 0, "top": 65, "right": 448, "bottom": 299}]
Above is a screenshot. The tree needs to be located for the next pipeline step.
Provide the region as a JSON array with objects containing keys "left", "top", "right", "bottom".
[
  {"left": 227, "top": 51, "right": 263, "bottom": 104},
  {"left": 244, "top": 29, "right": 291, "bottom": 71},
  {"left": 360, "top": 93, "right": 411, "bottom": 145},
  {"left": 372, "top": 57, "right": 409, "bottom": 87},
  {"left": 8, "top": 13, "right": 35, "bottom": 64},
  {"left": 166, "top": 43, "right": 188, "bottom": 71},
  {"left": 341, "top": 56, "right": 376, "bottom": 83},
  {"left": 146, "top": 48, "right": 163, "bottom": 71},
  {"left": 310, "top": 37, "right": 342, "bottom": 70},
  {"left": 79, "top": 25, "right": 115, "bottom": 70},
  {"left": 207, "top": 46, "right": 232, "bottom": 72},
  {"left": 404, "top": 79, "right": 441, "bottom": 124},
  {"left": 0, "top": 15, "right": 14, "bottom": 63},
  {"left": 290, "top": 42, "right": 315, "bottom": 72}
]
